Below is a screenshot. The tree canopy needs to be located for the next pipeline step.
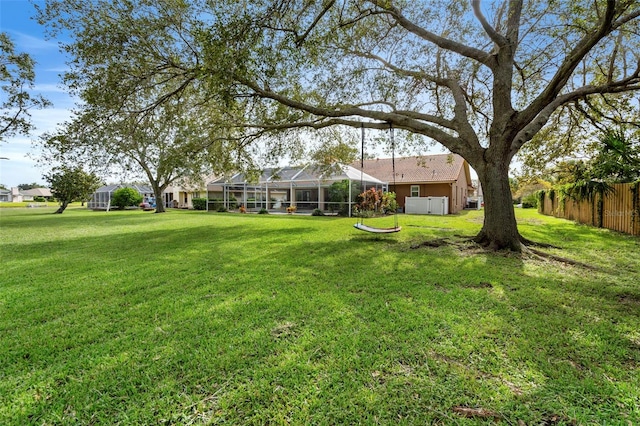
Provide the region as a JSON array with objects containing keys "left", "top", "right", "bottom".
[
  {"left": 38, "top": 0, "right": 640, "bottom": 249},
  {"left": 17, "top": 182, "right": 44, "bottom": 190},
  {"left": 40, "top": 87, "right": 245, "bottom": 212},
  {"left": 0, "top": 32, "right": 50, "bottom": 142},
  {"left": 45, "top": 166, "right": 102, "bottom": 214}
]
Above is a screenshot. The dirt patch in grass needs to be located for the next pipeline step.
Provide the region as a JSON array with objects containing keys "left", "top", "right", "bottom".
[
  {"left": 463, "top": 281, "right": 493, "bottom": 289},
  {"left": 618, "top": 293, "right": 640, "bottom": 307},
  {"left": 452, "top": 406, "right": 501, "bottom": 421},
  {"left": 271, "top": 321, "right": 297, "bottom": 339},
  {"left": 537, "top": 413, "right": 578, "bottom": 425},
  {"left": 409, "top": 238, "right": 451, "bottom": 249}
]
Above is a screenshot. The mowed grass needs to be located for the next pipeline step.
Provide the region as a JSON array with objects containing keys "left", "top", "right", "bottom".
[{"left": 0, "top": 207, "right": 638, "bottom": 425}]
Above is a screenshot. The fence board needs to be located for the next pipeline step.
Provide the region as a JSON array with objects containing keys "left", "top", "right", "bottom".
[{"left": 539, "top": 183, "right": 639, "bottom": 236}]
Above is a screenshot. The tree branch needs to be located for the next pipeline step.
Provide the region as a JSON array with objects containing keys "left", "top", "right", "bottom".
[
  {"left": 295, "top": 0, "right": 336, "bottom": 46},
  {"left": 510, "top": 69, "right": 640, "bottom": 157},
  {"left": 471, "top": 0, "right": 506, "bottom": 46},
  {"left": 612, "top": 7, "right": 640, "bottom": 29},
  {"left": 235, "top": 74, "right": 484, "bottom": 159},
  {"left": 342, "top": 48, "right": 476, "bottom": 136},
  {"left": 519, "top": 0, "right": 617, "bottom": 126},
  {"left": 369, "top": 0, "right": 494, "bottom": 67},
  {"left": 505, "top": 0, "right": 523, "bottom": 44}
]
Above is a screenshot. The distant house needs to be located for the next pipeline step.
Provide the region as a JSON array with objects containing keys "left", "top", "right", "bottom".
[
  {"left": 21, "top": 187, "right": 53, "bottom": 199},
  {"left": 0, "top": 187, "right": 50, "bottom": 203},
  {"left": 358, "top": 154, "right": 475, "bottom": 214},
  {"left": 88, "top": 179, "right": 215, "bottom": 211},
  {"left": 87, "top": 184, "right": 154, "bottom": 210}
]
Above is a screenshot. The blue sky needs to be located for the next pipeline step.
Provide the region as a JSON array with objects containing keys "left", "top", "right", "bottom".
[{"left": 0, "top": 0, "right": 74, "bottom": 188}]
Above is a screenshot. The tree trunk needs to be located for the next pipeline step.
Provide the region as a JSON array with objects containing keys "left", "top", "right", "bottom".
[
  {"left": 474, "top": 161, "right": 523, "bottom": 251},
  {"left": 152, "top": 184, "right": 166, "bottom": 213},
  {"left": 54, "top": 201, "right": 69, "bottom": 214}
]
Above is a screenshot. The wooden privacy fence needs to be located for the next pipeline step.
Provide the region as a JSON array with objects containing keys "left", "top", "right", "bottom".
[{"left": 538, "top": 182, "right": 640, "bottom": 236}]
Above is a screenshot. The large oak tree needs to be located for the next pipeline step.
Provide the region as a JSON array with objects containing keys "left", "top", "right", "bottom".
[{"left": 39, "top": 0, "right": 640, "bottom": 249}]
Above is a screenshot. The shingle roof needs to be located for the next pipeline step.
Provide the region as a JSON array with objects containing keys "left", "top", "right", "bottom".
[
  {"left": 357, "top": 154, "right": 468, "bottom": 184},
  {"left": 21, "top": 187, "right": 52, "bottom": 197}
]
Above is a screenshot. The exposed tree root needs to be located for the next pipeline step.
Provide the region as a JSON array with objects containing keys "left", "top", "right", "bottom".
[
  {"left": 522, "top": 246, "right": 599, "bottom": 271},
  {"left": 410, "top": 235, "right": 598, "bottom": 270},
  {"left": 470, "top": 231, "right": 561, "bottom": 252},
  {"left": 519, "top": 236, "right": 560, "bottom": 249}
]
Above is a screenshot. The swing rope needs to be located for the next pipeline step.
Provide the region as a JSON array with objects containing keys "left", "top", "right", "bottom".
[
  {"left": 353, "top": 123, "right": 401, "bottom": 234},
  {"left": 359, "top": 123, "right": 365, "bottom": 226},
  {"left": 390, "top": 124, "right": 399, "bottom": 229}
]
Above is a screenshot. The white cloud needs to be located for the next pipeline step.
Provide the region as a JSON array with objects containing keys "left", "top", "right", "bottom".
[
  {"left": 34, "top": 83, "right": 70, "bottom": 95},
  {"left": 10, "top": 30, "right": 59, "bottom": 52},
  {"left": 30, "top": 106, "right": 74, "bottom": 129}
]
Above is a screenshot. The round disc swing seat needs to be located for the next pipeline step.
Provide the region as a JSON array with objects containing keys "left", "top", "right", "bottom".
[
  {"left": 353, "top": 222, "right": 401, "bottom": 233},
  {"left": 354, "top": 123, "right": 401, "bottom": 234}
]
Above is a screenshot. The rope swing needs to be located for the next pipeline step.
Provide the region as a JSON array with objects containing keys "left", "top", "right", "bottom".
[{"left": 353, "top": 123, "right": 401, "bottom": 234}]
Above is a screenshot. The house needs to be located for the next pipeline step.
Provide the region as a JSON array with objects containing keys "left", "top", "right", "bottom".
[
  {"left": 0, "top": 188, "right": 11, "bottom": 202},
  {"left": 21, "top": 187, "right": 53, "bottom": 199},
  {"left": 467, "top": 179, "right": 483, "bottom": 209},
  {"left": 163, "top": 175, "right": 215, "bottom": 209},
  {"left": 87, "top": 184, "right": 154, "bottom": 210},
  {"left": 87, "top": 178, "right": 215, "bottom": 211},
  {"left": 0, "top": 187, "right": 52, "bottom": 203},
  {"left": 208, "top": 164, "right": 386, "bottom": 215},
  {"left": 7, "top": 187, "right": 30, "bottom": 202},
  {"left": 357, "top": 154, "right": 475, "bottom": 214}
]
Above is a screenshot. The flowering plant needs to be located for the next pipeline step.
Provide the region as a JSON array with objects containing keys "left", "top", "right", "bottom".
[{"left": 355, "top": 188, "right": 397, "bottom": 217}]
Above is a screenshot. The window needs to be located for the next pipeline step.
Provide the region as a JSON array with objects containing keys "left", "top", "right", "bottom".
[{"left": 410, "top": 185, "right": 420, "bottom": 197}]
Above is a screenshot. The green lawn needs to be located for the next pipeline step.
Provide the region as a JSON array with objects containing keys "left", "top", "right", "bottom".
[{"left": 1, "top": 207, "right": 638, "bottom": 425}]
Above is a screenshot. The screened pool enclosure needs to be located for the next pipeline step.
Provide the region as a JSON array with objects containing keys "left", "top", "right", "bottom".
[
  {"left": 208, "top": 164, "right": 387, "bottom": 216},
  {"left": 87, "top": 185, "right": 154, "bottom": 210}
]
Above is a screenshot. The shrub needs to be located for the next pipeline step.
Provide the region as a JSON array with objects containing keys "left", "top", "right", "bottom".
[
  {"left": 356, "top": 188, "right": 398, "bottom": 216},
  {"left": 521, "top": 193, "right": 538, "bottom": 208},
  {"left": 311, "top": 208, "right": 324, "bottom": 216},
  {"left": 192, "top": 198, "right": 207, "bottom": 210},
  {"left": 217, "top": 206, "right": 228, "bottom": 212},
  {"left": 33, "top": 196, "right": 46, "bottom": 202},
  {"left": 209, "top": 196, "right": 237, "bottom": 210},
  {"left": 258, "top": 208, "right": 269, "bottom": 214},
  {"left": 382, "top": 191, "right": 398, "bottom": 213},
  {"left": 112, "top": 187, "right": 143, "bottom": 209}
]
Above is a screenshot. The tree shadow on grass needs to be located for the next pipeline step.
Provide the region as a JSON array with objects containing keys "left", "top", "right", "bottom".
[{"left": 2, "top": 212, "right": 639, "bottom": 424}]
